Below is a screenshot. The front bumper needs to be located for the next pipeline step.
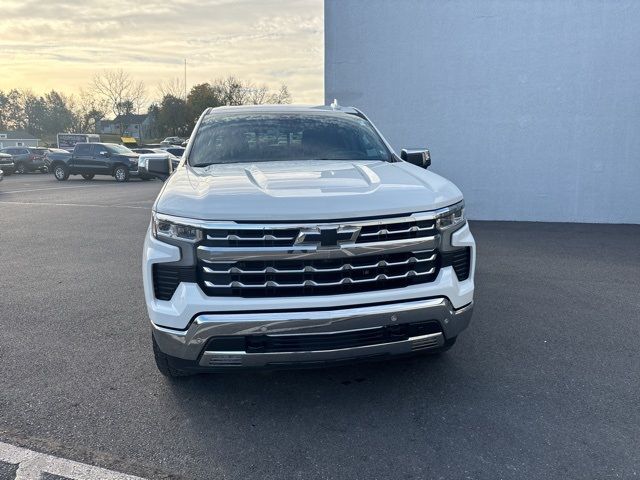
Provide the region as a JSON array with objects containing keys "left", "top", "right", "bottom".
[
  {"left": 145, "top": 220, "right": 476, "bottom": 369},
  {"left": 152, "top": 297, "right": 473, "bottom": 368}
]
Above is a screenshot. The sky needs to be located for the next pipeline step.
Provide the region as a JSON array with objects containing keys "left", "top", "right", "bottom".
[{"left": 0, "top": 0, "right": 324, "bottom": 104}]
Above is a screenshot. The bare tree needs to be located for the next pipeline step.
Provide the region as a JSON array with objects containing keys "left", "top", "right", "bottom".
[
  {"left": 157, "top": 77, "right": 186, "bottom": 100},
  {"left": 69, "top": 88, "right": 109, "bottom": 133},
  {"left": 207, "top": 77, "right": 292, "bottom": 106},
  {"left": 247, "top": 86, "right": 269, "bottom": 105},
  {"left": 91, "top": 69, "right": 147, "bottom": 119},
  {"left": 215, "top": 76, "right": 250, "bottom": 106},
  {"left": 268, "top": 85, "right": 292, "bottom": 104}
]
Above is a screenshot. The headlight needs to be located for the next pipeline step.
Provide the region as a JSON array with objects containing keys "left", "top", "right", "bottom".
[
  {"left": 152, "top": 213, "right": 202, "bottom": 242},
  {"left": 436, "top": 201, "right": 465, "bottom": 230}
]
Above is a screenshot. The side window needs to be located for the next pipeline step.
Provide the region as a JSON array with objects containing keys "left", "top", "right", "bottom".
[{"left": 75, "top": 144, "right": 92, "bottom": 155}]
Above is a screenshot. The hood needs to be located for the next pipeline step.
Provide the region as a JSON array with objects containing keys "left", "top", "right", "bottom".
[{"left": 154, "top": 160, "right": 463, "bottom": 221}]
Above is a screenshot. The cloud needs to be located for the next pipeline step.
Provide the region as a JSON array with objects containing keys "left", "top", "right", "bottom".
[{"left": 0, "top": 0, "right": 323, "bottom": 103}]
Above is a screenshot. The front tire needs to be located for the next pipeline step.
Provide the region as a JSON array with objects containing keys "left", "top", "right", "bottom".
[
  {"left": 15, "top": 163, "right": 26, "bottom": 174},
  {"left": 53, "top": 165, "right": 69, "bottom": 181},
  {"left": 114, "top": 166, "right": 129, "bottom": 182},
  {"left": 152, "top": 335, "right": 194, "bottom": 378},
  {"left": 81, "top": 174, "right": 95, "bottom": 180}
]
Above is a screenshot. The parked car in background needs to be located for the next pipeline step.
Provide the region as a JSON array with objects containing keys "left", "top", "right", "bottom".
[
  {"left": 43, "top": 148, "right": 71, "bottom": 173},
  {"left": 133, "top": 148, "right": 180, "bottom": 169},
  {"left": 50, "top": 142, "right": 144, "bottom": 182},
  {"left": 163, "top": 147, "right": 185, "bottom": 159},
  {"left": 160, "top": 137, "right": 186, "bottom": 147},
  {"left": 133, "top": 148, "right": 168, "bottom": 155},
  {"left": 0, "top": 147, "right": 48, "bottom": 174},
  {"left": 0, "top": 152, "right": 15, "bottom": 175},
  {"left": 57, "top": 133, "right": 100, "bottom": 150}
]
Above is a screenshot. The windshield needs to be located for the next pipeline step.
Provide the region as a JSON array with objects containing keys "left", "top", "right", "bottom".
[
  {"left": 188, "top": 112, "right": 390, "bottom": 167},
  {"left": 106, "top": 144, "right": 134, "bottom": 155}
]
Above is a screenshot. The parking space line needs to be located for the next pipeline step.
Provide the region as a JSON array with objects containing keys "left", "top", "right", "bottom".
[
  {"left": 0, "top": 185, "right": 109, "bottom": 194},
  {"left": 0, "top": 441, "right": 145, "bottom": 479},
  {"left": 0, "top": 200, "right": 149, "bottom": 210}
]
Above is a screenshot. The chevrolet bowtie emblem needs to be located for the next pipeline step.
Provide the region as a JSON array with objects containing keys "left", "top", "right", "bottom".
[{"left": 295, "top": 225, "right": 361, "bottom": 247}]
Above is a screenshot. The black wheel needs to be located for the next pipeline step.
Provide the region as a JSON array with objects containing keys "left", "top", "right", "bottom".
[
  {"left": 15, "top": 163, "right": 26, "bottom": 174},
  {"left": 152, "top": 335, "right": 194, "bottom": 378},
  {"left": 81, "top": 174, "right": 95, "bottom": 180},
  {"left": 53, "top": 164, "right": 69, "bottom": 181},
  {"left": 113, "top": 166, "right": 129, "bottom": 182}
]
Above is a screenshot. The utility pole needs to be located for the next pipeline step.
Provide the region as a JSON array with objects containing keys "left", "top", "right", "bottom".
[{"left": 184, "top": 59, "right": 187, "bottom": 100}]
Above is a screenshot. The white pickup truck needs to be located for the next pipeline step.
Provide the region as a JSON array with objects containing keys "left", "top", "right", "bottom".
[{"left": 141, "top": 104, "right": 475, "bottom": 377}]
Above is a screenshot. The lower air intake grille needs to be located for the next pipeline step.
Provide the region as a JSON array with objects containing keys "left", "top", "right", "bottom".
[
  {"left": 152, "top": 264, "right": 197, "bottom": 300},
  {"left": 205, "top": 320, "right": 442, "bottom": 353},
  {"left": 441, "top": 247, "right": 471, "bottom": 281}
]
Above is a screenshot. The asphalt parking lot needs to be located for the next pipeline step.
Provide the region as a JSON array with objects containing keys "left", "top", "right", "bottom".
[{"left": 1, "top": 173, "right": 639, "bottom": 480}]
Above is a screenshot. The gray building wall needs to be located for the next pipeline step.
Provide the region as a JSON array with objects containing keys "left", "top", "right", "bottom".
[{"left": 325, "top": 0, "right": 640, "bottom": 223}]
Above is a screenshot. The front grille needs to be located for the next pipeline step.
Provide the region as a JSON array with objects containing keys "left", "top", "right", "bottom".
[
  {"left": 199, "top": 250, "right": 439, "bottom": 298},
  {"left": 194, "top": 213, "right": 443, "bottom": 298},
  {"left": 205, "top": 320, "right": 442, "bottom": 353}
]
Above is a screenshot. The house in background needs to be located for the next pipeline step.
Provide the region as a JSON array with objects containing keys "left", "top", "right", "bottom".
[
  {"left": 0, "top": 130, "right": 40, "bottom": 148},
  {"left": 97, "top": 114, "right": 153, "bottom": 140}
]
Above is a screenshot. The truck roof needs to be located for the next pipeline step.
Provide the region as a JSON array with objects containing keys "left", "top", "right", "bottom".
[
  {"left": 74, "top": 142, "right": 114, "bottom": 146},
  {"left": 206, "top": 103, "right": 361, "bottom": 115}
]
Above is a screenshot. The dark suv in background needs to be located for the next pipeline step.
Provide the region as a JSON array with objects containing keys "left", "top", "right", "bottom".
[
  {"left": 0, "top": 152, "right": 15, "bottom": 175},
  {"left": 0, "top": 147, "right": 48, "bottom": 174}
]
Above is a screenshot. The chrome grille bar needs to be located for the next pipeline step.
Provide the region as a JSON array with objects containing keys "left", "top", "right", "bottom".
[
  {"left": 206, "top": 233, "right": 297, "bottom": 241},
  {"left": 203, "top": 268, "right": 436, "bottom": 289},
  {"left": 202, "top": 253, "right": 436, "bottom": 274},
  {"left": 197, "top": 236, "right": 438, "bottom": 262},
  {"left": 359, "top": 224, "right": 434, "bottom": 238}
]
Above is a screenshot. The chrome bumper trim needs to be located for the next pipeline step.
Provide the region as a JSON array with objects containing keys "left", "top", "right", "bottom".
[
  {"left": 151, "top": 297, "right": 474, "bottom": 364},
  {"left": 199, "top": 332, "right": 444, "bottom": 367}
]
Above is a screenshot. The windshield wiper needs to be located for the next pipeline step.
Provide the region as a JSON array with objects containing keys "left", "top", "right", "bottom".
[{"left": 190, "top": 162, "right": 218, "bottom": 168}]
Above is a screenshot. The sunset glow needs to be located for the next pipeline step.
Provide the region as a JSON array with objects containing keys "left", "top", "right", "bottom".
[{"left": 0, "top": 0, "right": 323, "bottom": 105}]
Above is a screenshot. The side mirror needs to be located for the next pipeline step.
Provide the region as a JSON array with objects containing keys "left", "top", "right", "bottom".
[
  {"left": 99, "top": 151, "right": 110, "bottom": 157},
  {"left": 401, "top": 148, "right": 431, "bottom": 169},
  {"left": 139, "top": 154, "right": 173, "bottom": 181}
]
